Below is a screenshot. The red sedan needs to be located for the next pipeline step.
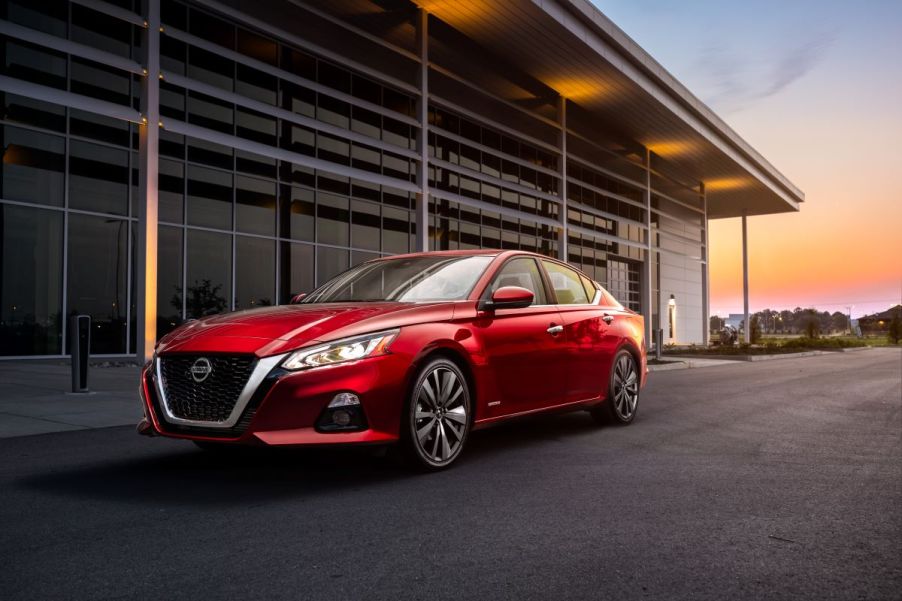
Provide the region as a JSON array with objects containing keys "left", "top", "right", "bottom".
[{"left": 138, "top": 250, "right": 647, "bottom": 470}]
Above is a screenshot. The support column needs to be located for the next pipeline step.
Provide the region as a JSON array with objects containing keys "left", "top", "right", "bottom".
[
  {"left": 741, "top": 209, "right": 750, "bottom": 344},
  {"left": 643, "top": 148, "right": 653, "bottom": 346},
  {"left": 701, "top": 184, "right": 710, "bottom": 346},
  {"left": 136, "top": 0, "right": 160, "bottom": 362},
  {"left": 557, "top": 97, "right": 568, "bottom": 261},
  {"left": 413, "top": 9, "right": 429, "bottom": 252}
]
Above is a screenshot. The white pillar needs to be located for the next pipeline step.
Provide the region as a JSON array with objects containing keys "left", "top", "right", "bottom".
[
  {"left": 414, "top": 9, "right": 429, "bottom": 252},
  {"left": 557, "top": 97, "right": 568, "bottom": 261},
  {"left": 136, "top": 0, "right": 160, "bottom": 362},
  {"left": 643, "top": 148, "right": 653, "bottom": 346},
  {"left": 742, "top": 209, "right": 750, "bottom": 344},
  {"left": 702, "top": 184, "right": 709, "bottom": 346}
]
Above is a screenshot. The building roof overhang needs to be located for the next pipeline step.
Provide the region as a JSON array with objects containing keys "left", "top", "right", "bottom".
[{"left": 413, "top": 0, "right": 804, "bottom": 219}]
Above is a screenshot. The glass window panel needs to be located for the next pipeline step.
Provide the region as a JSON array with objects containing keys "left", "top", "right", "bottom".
[
  {"left": 160, "top": 81, "right": 186, "bottom": 121},
  {"left": 236, "top": 107, "right": 276, "bottom": 146},
  {"left": 318, "top": 62, "right": 351, "bottom": 93},
  {"left": 235, "top": 236, "right": 274, "bottom": 309},
  {"left": 316, "top": 246, "right": 348, "bottom": 285},
  {"left": 185, "top": 229, "right": 231, "bottom": 317},
  {"left": 0, "top": 204, "right": 63, "bottom": 355},
  {"left": 68, "top": 141, "right": 129, "bottom": 215},
  {"left": 67, "top": 214, "right": 128, "bottom": 354},
  {"left": 382, "top": 153, "right": 410, "bottom": 181},
  {"left": 236, "top": 149, "right": 276, "bottom": 179},
  {"left": 351, "top": 144, "right": 381, "bottom": 174},
  {"left": 237, "top": 29, "right": 277, "bottom": 66},
  {"left": 69, "top": 109, "right": 130, "bottom": 147},
  {"left": 70, "top": 58, "right": 130, "bottom": 106},
  {"left": 160, "top": 130, "right": 185, "bottom": 160},
  {"left": 189, "top": 8, "right": 234, "bottom": 49},
  {"left": 236, "top": 63, "right": 277, "bottom": 105},
  {"left": 382, "top": 206, "right": 409, "bottom": 254},
  {"left": 0, "top": 125, "right": 65, "bottom": 206},
  {"left": 279, "top": 185, "right": 314, "bottom": 242},
  {"left": 281, "top": 47, "right": 316, "bottom": 80},
  {"left": 1, "top": 93, "right": 65, "bottom": 132},
  {"left": 187, "top": 46, "right": 234, "bottom": 91},
  {"left": 158, "top": 159, "right": 184, "bottom": 223},
  {"left": 187, "top": 137, "right": 232, "bottom": 170},
  {"left": 316, "top": 192, "right": 349, "bottom": 246},
  {"left": 279, "top": 160, "right": 314, "bottom": 188},
  {"left": 351, "top": 199, "right": 380, "bottom": 252},
  {"left": 160, "top": 35, "right": 186, "bottom": 76},
  {"left": 280, "top": 122, "right": 315, "bottom": 156},
  {"left": 71, "top": 4, "right": 132, "bottom": 58},
  {"left": 236, "top": 175, "right": 275, "bottom": 235},
  {"left": 187, "top": 91, "right": 233, "bottom": 134},
  {"left": 317, "top": 95, "right": 350, "bottom": 130},
  {"left": 1, "top": 0, "right": 67, "bottom": 36},
  {"left": 1, "top": 38, "right": 67, "bottom": 90},
  {"left": 318, "top": 132, "right": 354, "bottom": 168},
  {"left": 351, "top": 106, "right": 381, "bottom": 140},
  {"left": 382, "top": 118, "right": 411, "bottom": 149},
  {"left": 280, "top": 81, "right": 315, "bottom": 118},
  {"left": 382, "top": 87, "right": 412, "bottom": 117},
  {"left": 279, "top": 242, "right": 314, "bottom": 302},
  {"left": 187, "top": 165, "right": 232, "bottom": 229},
  {"left": 157, "top": 225, "right": 183, "bottom": 338}
]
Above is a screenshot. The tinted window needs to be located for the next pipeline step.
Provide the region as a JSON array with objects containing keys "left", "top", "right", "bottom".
[
  {"left": 542, "top": 260, "right": 590, "bottom": 305},
  {"left": 487, "top": 258, "right": 547, "bottom": 305}
]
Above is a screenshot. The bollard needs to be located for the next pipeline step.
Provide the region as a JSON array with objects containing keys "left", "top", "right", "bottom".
[
  {"left": 655, "top": 329, "right": 663, "bottom": 361},
  {"left": 70, "top": 315, "right": 91, "bottom": 393}
]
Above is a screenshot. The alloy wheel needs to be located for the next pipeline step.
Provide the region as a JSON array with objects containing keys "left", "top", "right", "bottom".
[
  {"left": 611, "top": 353, "right": 639, "bottom": 421},
  {"left": 412, "top": 365, "right": 469, "bottom": 465}
]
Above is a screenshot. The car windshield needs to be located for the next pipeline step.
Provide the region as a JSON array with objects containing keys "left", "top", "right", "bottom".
[{"left": 301, "top": 255, "right": 495, "bottom": 303}]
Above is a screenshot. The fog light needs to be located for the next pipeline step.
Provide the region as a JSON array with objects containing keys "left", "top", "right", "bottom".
[
  {"left": 329, "top": 392, "right": 360, "bottom": 408},
  {"left": 332, "top": 410, "right": 352, "bottom": 426}
]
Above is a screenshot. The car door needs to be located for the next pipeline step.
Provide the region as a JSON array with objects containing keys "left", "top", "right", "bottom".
[
  {"left": 540, "top": 260, "right": 619, "bottom": 404},
  {"left": 472, "top": 257, "right": 566, "bottom": 416}
]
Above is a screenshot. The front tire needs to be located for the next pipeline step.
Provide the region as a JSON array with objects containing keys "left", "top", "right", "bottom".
[
  {"left": 592, "top": 350, "right": 639, "bottom": 425},
  {"left": 401, "top": 358, "right": 472, "bottom": 471}
]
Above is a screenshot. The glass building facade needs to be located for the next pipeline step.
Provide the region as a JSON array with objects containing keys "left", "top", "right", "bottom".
[{"left": 0, "top": 0, "right": 711, "bottom": 358}]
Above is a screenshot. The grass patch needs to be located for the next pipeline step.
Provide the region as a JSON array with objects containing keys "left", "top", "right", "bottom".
[{"left": 665, "top": 336, "right": 870, "bottom": 356}]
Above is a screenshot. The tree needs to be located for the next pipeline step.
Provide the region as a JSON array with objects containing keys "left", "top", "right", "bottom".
[
  {"left": 750, "top": 315, "right": 762, "bottom": 344},
  {"left": 802, "top": 309, "right": 820, "bottom": 339},
  {"left": 710, "top": 315, "right": 724, "bottom": 333},
  {"left": 889, "top": 308, "right": 902, "bottom": 345},
  {"left": 831, "top": 311, "right": 849, "bottom": 334},
  {"left": 176, "top": 279, "right": 228, "bottom": 319}
]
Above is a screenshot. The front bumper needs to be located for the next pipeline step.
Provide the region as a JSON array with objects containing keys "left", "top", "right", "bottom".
[{"left": 139, "top": 353, "right": 410, "bottom": 446}]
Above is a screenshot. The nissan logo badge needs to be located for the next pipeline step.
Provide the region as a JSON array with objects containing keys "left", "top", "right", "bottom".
[{"left": 190, "top": 357, "right": 213, "bottom": 383}]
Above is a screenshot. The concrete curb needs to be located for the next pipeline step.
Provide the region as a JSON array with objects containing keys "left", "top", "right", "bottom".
[{"left": 664, "top": 347, "right": 874, "bottom": 364}]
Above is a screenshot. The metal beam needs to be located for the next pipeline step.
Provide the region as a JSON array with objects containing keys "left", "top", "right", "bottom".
[
  {"left": 558, "top": 97, "right": 568, "bottom": 261},
  {"left": 742, "top": 209, "right": 750, "bottom": 344},
  {"left": 414, "top": 9, "right": 429, "bottom": 252},
  {"left": 136, "top": 0, "right": 160, "bottom": 362}
]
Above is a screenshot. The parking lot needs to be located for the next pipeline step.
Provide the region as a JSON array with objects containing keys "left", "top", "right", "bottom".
[{"left": 1, "top": 348, "right": 900, "bottom": 600}]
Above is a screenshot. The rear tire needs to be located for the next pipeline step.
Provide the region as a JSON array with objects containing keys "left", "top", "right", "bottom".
[
  {"left": 592, "top": 350, "right": 639, "bottom": 425},
  {"left": 401, "top": 358, "right": 472, "bottom": 471}
]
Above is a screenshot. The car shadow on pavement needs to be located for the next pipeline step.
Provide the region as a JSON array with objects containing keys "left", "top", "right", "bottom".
[{"left": 18, "top": 411, "right": 609, "bottom": 508}]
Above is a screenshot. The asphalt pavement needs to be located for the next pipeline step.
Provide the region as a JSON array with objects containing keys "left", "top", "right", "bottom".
[{"left": 1, "top": 348, "right": 900, "bottom": 600}]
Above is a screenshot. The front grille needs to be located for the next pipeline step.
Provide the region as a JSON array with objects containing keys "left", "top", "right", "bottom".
[{"left": 159, "top": 354, "right": 256, "bottom": 422}]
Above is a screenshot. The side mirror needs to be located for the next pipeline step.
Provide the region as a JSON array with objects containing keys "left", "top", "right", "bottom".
[
  {"left": 479, "top": 286, "right": 535, "bottom": 311},
  {"left": 290, "top": 293, "right": 307, "bottom": 304}
]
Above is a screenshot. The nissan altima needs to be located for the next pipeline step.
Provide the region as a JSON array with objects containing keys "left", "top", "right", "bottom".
[{"left": 137, "top": 250, "right": 647, "bottom": 470}]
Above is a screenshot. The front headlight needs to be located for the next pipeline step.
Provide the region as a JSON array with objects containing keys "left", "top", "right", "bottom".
[{"left": 281, "top": 329, "right": 399, "bottom": 371}]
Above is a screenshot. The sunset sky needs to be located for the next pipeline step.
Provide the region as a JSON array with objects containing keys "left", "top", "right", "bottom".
[{"left": 594, "top": 0, "right": 902, "bottom": 318}]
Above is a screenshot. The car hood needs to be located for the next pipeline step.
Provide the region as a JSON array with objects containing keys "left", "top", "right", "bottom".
[{"left": 155, "top": 302, "right": 456, "bottom": 356}]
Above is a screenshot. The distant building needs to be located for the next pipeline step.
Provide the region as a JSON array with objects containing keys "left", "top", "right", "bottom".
[{"left": 857, "top": 305, "right": 902, "bottom": 335}]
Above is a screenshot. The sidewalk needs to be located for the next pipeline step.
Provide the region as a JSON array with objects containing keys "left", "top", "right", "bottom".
[{"left": 0, "top": 361, "right": 141, "bottom": 438}]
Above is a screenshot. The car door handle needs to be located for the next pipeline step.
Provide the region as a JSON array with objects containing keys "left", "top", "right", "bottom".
[
  {"left": 602, "top": 314, "right": 614, "bottom": 324},
  {"left": 547, "top": 324, "right": 564, "bottom": 335}
]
